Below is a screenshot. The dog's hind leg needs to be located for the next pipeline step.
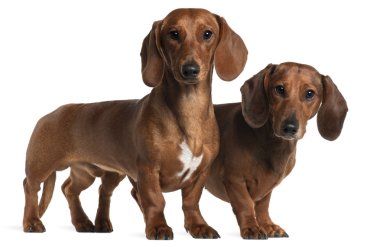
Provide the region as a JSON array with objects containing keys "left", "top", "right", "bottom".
[
  {"left": 94, "top": 171, "right": 125, "bottom": 232},
  {"left": 128, "top": 177, "right": 142, "bottom": 211},
  {"left": 23, "top": 177, "right": 45, "bottom": 232},
  {"left": 23, "top": 160, "right": 56, "bottom": 233},
  {"left": 61, "top": 165, "right": 96, "bottom": 232}
]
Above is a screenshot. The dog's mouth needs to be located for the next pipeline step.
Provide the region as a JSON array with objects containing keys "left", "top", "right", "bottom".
[
  {"left": 173, "top": 71, "right": 201, "bottom": 85},
  {"left": 173, "top": 71, "right": 200, "bottom": 85},
  {"left": 182, "top": 79, "right": 199, "bottom": 85},
  {"left": 275, "top": 132, "right": 299, "bottom": 141}
]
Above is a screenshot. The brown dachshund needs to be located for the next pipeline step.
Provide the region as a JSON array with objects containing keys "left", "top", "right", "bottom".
[
  {"left": 205, "top": 62, "right": 348, "bottom": 239},
  {"left": 22, "top": 8, "right": 248, "bottom": 240}
]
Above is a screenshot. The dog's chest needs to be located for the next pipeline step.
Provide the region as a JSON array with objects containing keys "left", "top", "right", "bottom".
[
  {"left": 176, "top": 141, "right": 203, "bottom": 182},
  {"left": 248, "top": 156, "right": 296, "bottom": 201}
]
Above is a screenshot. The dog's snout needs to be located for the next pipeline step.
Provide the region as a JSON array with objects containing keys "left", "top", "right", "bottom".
[{"left": 181, "top": 63, "right": 200, "bottom": 80}]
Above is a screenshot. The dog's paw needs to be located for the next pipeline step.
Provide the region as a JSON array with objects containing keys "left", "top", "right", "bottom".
[
  {"left": 146, "top": 224, "right": 173, "bottom": 240},
  {"left": 241, "top": 226, "right": 268, "bottom": 240},
  {"left": 95, "top": 219, "right": 113, "bottom": 233},
  {"left": 187, "top": 224, "right": 220, "bottom": 239},
  {"left": 23, "top": 220, "right": 46, "bottom": 232},
  {"left": 74, "top": 219, "right": 95, "bottom": 232},
  {"left": 261, "top": 223, "right": 288, "bottom": 238}
]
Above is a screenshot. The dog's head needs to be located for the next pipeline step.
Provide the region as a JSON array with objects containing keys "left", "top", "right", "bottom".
[
  {"left": 140, "top": 8, "right": 248, "bottom": 87},
  {"left": 240, "top": 62, "right": 348, "bottom": 141}
]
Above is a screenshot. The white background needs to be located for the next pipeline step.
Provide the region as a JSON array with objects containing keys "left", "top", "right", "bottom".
[{"left": 1, "top": 0, "right": 379, "bottom": 244}]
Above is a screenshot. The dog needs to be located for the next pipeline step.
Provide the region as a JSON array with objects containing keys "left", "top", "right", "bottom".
[
  {"left": 22, "top": 8, "right": 248, "bottom": 240},
  {"left": 205, "top": 62, "right": 348, "bottom": 239}
]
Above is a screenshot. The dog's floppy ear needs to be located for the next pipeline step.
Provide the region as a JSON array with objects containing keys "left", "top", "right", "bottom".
[
  {"left": 214, "top": 16, "right": 248, "bottom": 81},
  {"left": 317, "top": 75, "right": 348, "bottom": 141},
  {"left": 240, "top": 64, "right": 275, "bottom": 128},
  {"left": 140, "top": 21, "right": 164, "bottom": 87}
]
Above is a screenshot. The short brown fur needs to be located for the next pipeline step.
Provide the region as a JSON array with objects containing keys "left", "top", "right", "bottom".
[
  {"left": 205, "top": 62, "right": 347, "bottom": 239},
  {"left": 22, "top": 8, "right": 247, "bottom": 240}
]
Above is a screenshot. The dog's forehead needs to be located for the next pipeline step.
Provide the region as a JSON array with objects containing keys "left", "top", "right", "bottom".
[
  {"left": 274, "top": 63, "right": 321, "bottom": 85},
  {"left": 162, "top": 8, "right": 218, "bottom": 29}
]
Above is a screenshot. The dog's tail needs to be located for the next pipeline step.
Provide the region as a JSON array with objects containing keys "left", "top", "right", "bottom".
[{"left": 38, "top": 172, "right": 56, "bottom": 218}]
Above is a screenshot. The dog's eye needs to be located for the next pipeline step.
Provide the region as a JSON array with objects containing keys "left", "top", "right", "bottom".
[
  {"left": 203, "top": 30, "right": 213, "bottom": 40},
  {"left": 169, "top": 31, "right": 180, "bottom": 40},
  {"left": 305, "top": 90, "right": 315, "bottom": 100},
  {"left": 275, "top": 85, "right": 285, "bottom": 96}
]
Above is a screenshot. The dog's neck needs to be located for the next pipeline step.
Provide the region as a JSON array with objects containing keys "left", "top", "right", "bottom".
[
  {"left": 236, "top": 109, "right": 297, "bottom": 175},
  {"left": 151, "top": 70, "right": 215, "bottom": 153},
  {"left": 261, "top": 119, "right": 298, "bottom": 175}
]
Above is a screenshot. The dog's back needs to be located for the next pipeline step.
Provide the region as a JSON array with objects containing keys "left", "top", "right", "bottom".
[{"left": 26, "top": 100, "right": 140, "bottom": 176}]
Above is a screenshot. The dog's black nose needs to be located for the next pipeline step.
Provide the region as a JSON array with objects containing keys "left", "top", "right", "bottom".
[
  {"left": 181, "top": 63, "right": 200, "bottom": 80},
  {"left": 282, "top": 114, "right": 299, "bottom": 137},
  {"left": 282, "top": 123, "right": 298, "bottom": 136}
]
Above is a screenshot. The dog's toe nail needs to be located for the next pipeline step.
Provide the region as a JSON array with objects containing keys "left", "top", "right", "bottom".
[
  {"left": 259, "top": 234, "right": 267, "bottom": 239},
  {"left": 284, "top": 232, "right": 289, "bottom": 238}
]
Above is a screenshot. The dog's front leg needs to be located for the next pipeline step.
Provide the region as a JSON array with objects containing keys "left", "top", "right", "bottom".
[
  {"left": 137, "top": 168, "right": 173, "bottom": 240},
  {"left": 223, "top": 177, "right": 267, "bottom": 239},
  {"left": 255, "top": 192, "right": 289, "bottom": 238},
  {"left": 182, "top": 172, "right": 220, "bottom": 239}
]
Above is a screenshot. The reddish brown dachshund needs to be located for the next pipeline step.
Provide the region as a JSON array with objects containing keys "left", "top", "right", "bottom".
[
  {"left": 22, "top": 8, "right": 248, "bottom": 240},
  {"left": 205, "top": 62, "right": 348, "bottom": 239}
]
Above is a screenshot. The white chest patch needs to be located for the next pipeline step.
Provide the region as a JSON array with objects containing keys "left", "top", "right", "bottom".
[{"left": 177, "top": 141, "right": 203, "bottom": 182}]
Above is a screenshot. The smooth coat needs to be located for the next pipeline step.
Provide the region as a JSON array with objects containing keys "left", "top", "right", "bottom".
[
  {"left": 205, "top": 62, "right": 348, "bottom": 239},
  {"left": 22, "top": 8, "right": 248, "bottom": 240}
]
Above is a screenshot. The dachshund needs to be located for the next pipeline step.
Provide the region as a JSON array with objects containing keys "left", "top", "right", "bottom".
[
  {"left": 22, "top": 8, "right": 248, "bottom": 240},
  {"left": 205, "top": 62, "right": 348, "bottom": 239}
]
